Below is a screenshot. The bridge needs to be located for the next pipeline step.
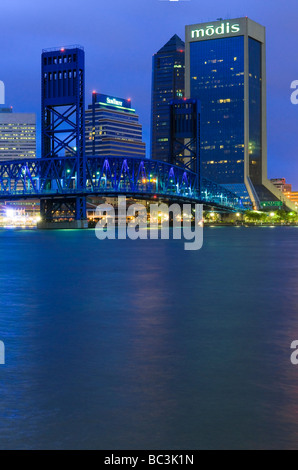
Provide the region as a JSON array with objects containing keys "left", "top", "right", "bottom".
[
  {"left": 0, "top": 154, "right": 244, "bottom": 213},
  {"left": 0, "top": 45, "right": 244, "bottom": 227}
]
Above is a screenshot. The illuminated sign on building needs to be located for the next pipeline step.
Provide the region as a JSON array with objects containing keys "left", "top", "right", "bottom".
[
  {"left": 191, "top": 22, "right": 241, "bottom": 40},
  {"left": 106, "top": 97, "right": 123, "bottom": 107},
  {"left": 94, "top": 93, "right": 131, "bottom": 109}
]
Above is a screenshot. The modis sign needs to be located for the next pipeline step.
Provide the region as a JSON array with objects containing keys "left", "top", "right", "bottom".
[{"left": 191, "top": 22, "right": 241, "bottom": 40}]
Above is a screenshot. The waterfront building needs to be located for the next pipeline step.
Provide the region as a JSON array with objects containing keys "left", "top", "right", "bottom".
[
  {"left": 270, "top": 178, "right": 292, "bottom": 194},
  {"left": 185, "top": 17, "right": 294, "bottom": 210},
  {"left": 151, "top": 35, "right": 185, "bottom": 162},
  {"left": 85, "top": 93, "right": 145, "bottom": 158},
  {"left": 287, "top": 191, "right": 298, "bottom": 208},
  {"left": 0, "top": 200, "right": 40, "bottom": 227},
  {"left": 0, "top": 108, "right": 36, "bottom": 161}
]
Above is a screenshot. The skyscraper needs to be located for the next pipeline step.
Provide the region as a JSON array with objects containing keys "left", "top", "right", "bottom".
[
  {"left": 0, "top": 108, "right": 36, "bottom": 161},
  {"left": 185, "top": 17, "right": 293, "bottom": 209},
  {"left": 85, "top": 93, "right": 146, "bottom": 158},
  {"left": 151, "top": 35, "right": 185, "bottom": 162}
]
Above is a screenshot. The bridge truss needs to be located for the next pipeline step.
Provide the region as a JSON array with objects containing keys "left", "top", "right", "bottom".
[{"left": 0, "top": 156, "right": 244, "bottom": 219}]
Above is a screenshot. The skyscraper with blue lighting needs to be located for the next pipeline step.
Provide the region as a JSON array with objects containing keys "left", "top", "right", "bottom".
[
  {"left": 185, "top": 17, "right": 292, "bottom": 209},
  {"left": 151, "top": 35, "right": 185, "bottom": 162}
]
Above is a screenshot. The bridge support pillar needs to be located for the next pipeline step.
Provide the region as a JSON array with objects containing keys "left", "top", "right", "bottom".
[
  {"left": 76, "top": 196, "right": 87, "bottom": 221},
  {"left": 40, "top": 46, "right": 87, "bottom": 229},
  {"left": 39, "top": 197, "right": 88, "bottom": 229}
]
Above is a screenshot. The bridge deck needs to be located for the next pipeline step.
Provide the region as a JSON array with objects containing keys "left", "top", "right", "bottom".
[{"left": 0, "top": 156, "right": 244, "bottom": 212}]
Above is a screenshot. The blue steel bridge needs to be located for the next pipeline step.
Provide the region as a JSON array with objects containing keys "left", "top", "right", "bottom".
[
  {"left": 0, "top": 155, "right": 244, "bottom": 212},
  {"left": 0, "top": 45, "right": 244, "bottom": 224}
]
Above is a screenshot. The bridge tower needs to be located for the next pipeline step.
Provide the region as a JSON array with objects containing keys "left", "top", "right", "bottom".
[
  {"left": 41, "top": 45, "right": 87, "bottom": 226},
  {"left": 169, "top": 99, "right": 201, "bottom": 193}
]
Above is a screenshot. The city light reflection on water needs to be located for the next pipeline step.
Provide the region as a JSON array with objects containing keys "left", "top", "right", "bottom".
[{"left": 0, "top": 227, "right": 298, "bottom": 449}]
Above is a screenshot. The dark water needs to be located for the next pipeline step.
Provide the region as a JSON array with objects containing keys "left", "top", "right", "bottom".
[{"left": 0, "top": 226, "right": 298, "bottom": 450}]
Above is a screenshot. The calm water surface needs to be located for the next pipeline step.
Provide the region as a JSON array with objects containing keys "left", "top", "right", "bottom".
[{"left": 0, "top": 226, "right": 298, "bottom": 450}]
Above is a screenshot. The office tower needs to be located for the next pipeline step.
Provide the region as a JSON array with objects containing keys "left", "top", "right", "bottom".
[
  {"left": 151, "top": 35, "right": 185, "bottom": 162},
  {"left": 185, "top": 17, "right": 293, "bottom": 209},
  {"left": 85, "top": 93, "right": 146, "bottom": 158},
  {"left": 0, "top": 108, "right": 36, "bottom": 161}
]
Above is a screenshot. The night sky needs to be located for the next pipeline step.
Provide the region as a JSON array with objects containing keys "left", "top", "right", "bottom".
[{"left": 1, "top": 0, "right": 297, "bottom": 187}]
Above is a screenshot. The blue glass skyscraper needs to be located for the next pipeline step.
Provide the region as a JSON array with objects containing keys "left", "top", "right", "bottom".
[
  {"left": 185, "top": 18, "right": 292, "bottom": 209},
  {"left": 151, "top": 35, "right": 185, "bottom": 162}
]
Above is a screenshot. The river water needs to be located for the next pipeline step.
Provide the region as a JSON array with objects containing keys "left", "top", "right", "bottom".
[{"left": 0, "top": 226, "right": 298, "bottom": 449}]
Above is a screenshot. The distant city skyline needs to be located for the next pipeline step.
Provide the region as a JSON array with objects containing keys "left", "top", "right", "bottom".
[{"left": 1, "top": 0, "right": 297, "bottom": 186}]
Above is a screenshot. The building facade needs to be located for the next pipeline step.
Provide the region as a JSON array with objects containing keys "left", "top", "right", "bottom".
[
  {"left": 271, "top": 179, "right": 298, "bottom": 209},
  {"left": 287, "top": 191, "right": 298, "bottom": 209},
  {"left": 151, "top": 35, "right": 185, "bottom": 162},
  {"left": 0, "top": 108, "right": 36, "bottom": 161},
  {"left": 85, "top": 93, "right": 145, "bottom": 159},
  {"left": 270, "top": 178, "right": 292, "bottom": 194},
  {"left": 185, "top": 17, "right": 292, "bottom": 209}
]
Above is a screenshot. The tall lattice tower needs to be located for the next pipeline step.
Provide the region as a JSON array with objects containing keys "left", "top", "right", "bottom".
[
  {"left": 169, "top": 99, "right": 201, "bottom": 192},
  {"left": 41, "top": 46, "right": 86, "bottom": 223}
]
